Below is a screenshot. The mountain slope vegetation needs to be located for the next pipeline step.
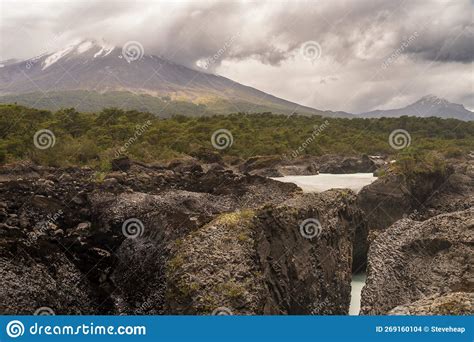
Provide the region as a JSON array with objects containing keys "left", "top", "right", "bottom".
[{"left": 1, "top": 104, "right": 472, "bottom": 168}]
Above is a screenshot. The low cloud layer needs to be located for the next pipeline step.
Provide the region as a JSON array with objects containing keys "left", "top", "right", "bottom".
[{"left": 1, "top": 0, "right": 473, "bottom": 112}]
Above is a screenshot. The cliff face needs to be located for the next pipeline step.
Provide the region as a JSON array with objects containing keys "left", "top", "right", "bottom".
[
  {"left": 166, "top": 190, "right": 364, "bottom": 315},
  {"left": 0, "top": 160, "right": 364, "bottom": 315},
  {"left": 355, "top": 159, "right": 472, "bottom": 270},
  {"left": 360, "top": 208, "right": 474, "bottom": 315},
  {"left": 253, "top": 191, "right": 364, "bottom": 314},
  {"left": 2, "top": 156, "right": 471, "bottom": 316}
]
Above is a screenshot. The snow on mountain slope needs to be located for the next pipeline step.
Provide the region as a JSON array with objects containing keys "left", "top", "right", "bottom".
[{"left": 0, "top": 39, "right": 344, "bottom": 117}]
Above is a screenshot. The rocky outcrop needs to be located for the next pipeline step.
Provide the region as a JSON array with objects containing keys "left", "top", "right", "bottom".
[
  {"left": 357, "top": 168, "right": 452, "bottom": 232},
  {"left": 0, "top": 244, "right": 101, "bottom": 314},
  {"left": 166, "top": 190, "right": 366, "bottom": 315},
  {"left": 237, "top": 154, "right": 380, "bottom": 177},
  {"left": 415, "top": 161, "right": 474, "bottom": 220},
  {"left": 360, "top": 208, "right": 473, "bottom": 315},
  {"left": 388, "top": 292, "right": 474, "bottom": 315},
  {"left": 165, "top": 210, "right": 266, "bottom": 315},
  {"left": 356, "top": 159, "right": 472, "bottom": 270},
  {"left": 91, "top": 190, "right": 235, "bottom": 314},
  {"left": 357, "top": 172, "right": 413, "bottom": 233},
  {"left": 0, "top": 160, "right": 303, "bottom": 315},
  {"left": 3, "top": 156, "right": 470, "bottom": 316},
  {"left": 357, "top": 159, "right": 473, "bottom": 234},
  {"left": 318, "top": 155, "right": 377, "bottom": 174},
  {"left": 254, "top": 190, "right": 365, "bottom": 314}
]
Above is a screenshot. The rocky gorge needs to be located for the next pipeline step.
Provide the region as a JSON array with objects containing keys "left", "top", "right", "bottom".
[{"left": 0, "top": 153, "right": 472, "bottom": 315}]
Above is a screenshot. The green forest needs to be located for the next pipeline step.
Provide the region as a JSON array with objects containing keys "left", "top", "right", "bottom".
[{"left": 0, "top": 103, "right": 472, "bottom": 169}]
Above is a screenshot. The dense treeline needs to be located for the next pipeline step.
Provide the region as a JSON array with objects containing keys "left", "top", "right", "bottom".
[{"left": 0, "top": 104, "right": 472, "bottom": 169}]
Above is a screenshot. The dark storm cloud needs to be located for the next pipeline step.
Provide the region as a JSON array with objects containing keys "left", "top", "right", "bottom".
[
  {"left": 2, "top": 0, "right": 472, "bottom": 66},
  {"left": 1, "top": 0, "right": 472, "bottom": 112},
  {"left": 405, "top": 26, "right": 474, "bottom": 63}
]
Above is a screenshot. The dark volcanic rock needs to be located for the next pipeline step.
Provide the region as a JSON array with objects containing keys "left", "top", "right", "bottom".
[
  {"left": 415, "top": 161, "right": 474, "bottom": 219},
  {"left": 238, "top": 154, "right": 380, "bottom": 177},
  {"left": 239, "top": 155, "right": 320, "bottom": 176},
  {"left": 165, "top": 190, "right": 366, "bottom": 315},
  {"left": 358, "top": 165, "right": 457, "bottom": 234},
  {"left": 0, "top": 160, "right": 303, "bottom": 315},
  {"left": 254, "top": 190, "right": 366, "bottom": 314},
  {"left": 90, "top": 190, "right": 234, "bottom": 314},
  {"left": 111, "top": 156, "right": 132, "bottom": 171},
  {"left": 356, "top": 160, "right": 471, "bottom": 270},
  {"left": 99, "top": 185, "right": 303, "bottom": 315},
  {"left": 319, "top": 155, "right": 376, "bottom": 174},
  {"left": 357, "top": 172, "right": 413, "bottom": 232},
  {"left": 360, "top": 208, "right": 474, "bottom": 315},
  {"left": 0, "top": 253, "right": 99, "bottom": 315}
]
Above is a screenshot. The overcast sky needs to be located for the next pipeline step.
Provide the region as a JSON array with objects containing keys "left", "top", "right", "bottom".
[{"left": 1, "top": 0, "right": 473, "bottom": 112}]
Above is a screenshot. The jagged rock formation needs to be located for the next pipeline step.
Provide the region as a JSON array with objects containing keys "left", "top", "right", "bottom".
[
  {"left": 355, "top": 158, "right": 473, "bottom": 270},
  {"left": 360, "top": 208, "right": 473, "bottom": 315},
  {"left": 166, "top": 190, "right": 365, "bottom": 315},
  {"left": 357, "top": 167, "right": 451, "bottom": 233},
  {"left": 0, "top": 159, "right": 364, "bottom": 315},
  {"left": 318, "top": 155, "right": 378, "bottom": 174},
  {"left": 238, "top": 154, "right": 379, "bottom": 177},
  {"left": 2, "top": 156, "right": 471, "bottom": 316}
]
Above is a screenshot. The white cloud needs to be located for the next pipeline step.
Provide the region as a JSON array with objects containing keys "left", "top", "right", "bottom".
[{"left": 0, "top": 0, "right": 472, "bottom": 112}]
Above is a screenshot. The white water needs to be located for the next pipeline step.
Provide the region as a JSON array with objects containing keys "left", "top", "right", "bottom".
[
  {"left": 349, "top": 273, "right": 366, "bottom": 315},
  {"left": 270, "top": 173, "right": 375, "bottom": 315},
  {"left": 270, "top": 173, "right": 377, "bottom": 193}
]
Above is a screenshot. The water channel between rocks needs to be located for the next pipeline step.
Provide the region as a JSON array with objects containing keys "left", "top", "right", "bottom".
[{"left": 270, "top": 173, "right": 376, "bottom": 315}]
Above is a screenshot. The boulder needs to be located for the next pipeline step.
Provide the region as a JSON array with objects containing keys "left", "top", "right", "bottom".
[
  {"left": 0, "top": 230, "right": 101, "bottom": 314},
  {"left": 357, "top": 173, "right": 412, "bottom": 233},
  {"left": 319, "top": 155, "right": 376, "bottom": 174},
  {"left": 165, "top": 190, "right": 365, "bottom": 315},
  {"left": 360, "top": 208, "right": 474, "bottom": 315},
  {"left": 89, "top": 190, "right": 236, "bottom": 314},
  {"left": 111, "top": 156, "right": 131, "bottom": 171}
]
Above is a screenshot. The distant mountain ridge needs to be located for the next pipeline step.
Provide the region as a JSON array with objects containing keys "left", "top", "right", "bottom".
[
  {"left": 358, "top": 95, "right": 473, "bottom": 121},
  {"left": 0, "top": 39, "right": 471, "bottom": 120},
  {"left": 0, "top": 39, "right": 350, "bottom": 118}
]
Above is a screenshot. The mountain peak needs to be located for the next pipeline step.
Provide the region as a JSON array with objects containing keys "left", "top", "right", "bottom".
[
  {"left": 41, "top": 38, "right": 116, "bottom": 70},
  {"left": 417, "top": 94, "right": 448, "bottom": 105},
  {"left": 359, "top": 95, "right": 472, "bottom": 121}
]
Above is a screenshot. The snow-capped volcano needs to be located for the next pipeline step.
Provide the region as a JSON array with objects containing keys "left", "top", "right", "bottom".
[
  {"left": 0, "top": 40, "right": 471, "bottom": 120},
  {"left": 0, "top": 39, "right": 343, "bottom": 117},
  {"left": 40, "top": 39, "right": 115, "bottom": 70}
]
